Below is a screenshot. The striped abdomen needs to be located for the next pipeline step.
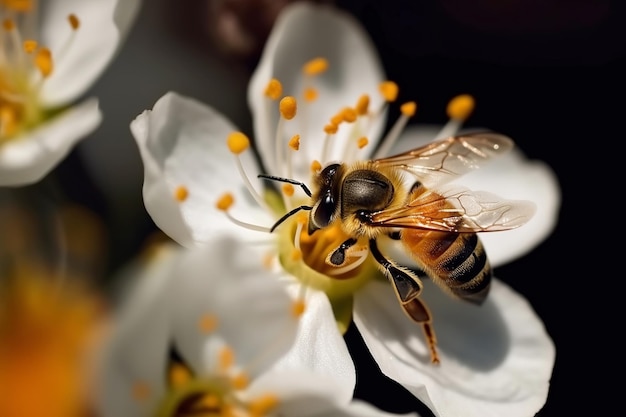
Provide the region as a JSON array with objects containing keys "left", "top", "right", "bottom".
[{"left": 400, "top": 229, "right": 491, "bottom": 304}]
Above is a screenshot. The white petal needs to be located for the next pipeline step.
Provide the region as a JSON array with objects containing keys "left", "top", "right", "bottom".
[
  {"left": 40, "top": 0, "right": 142, "bottom": 106},
  {"left": 131, "top": 91, "right": 272, "bottom": 247},
  {"left": 169, "top": 234, "right": 298, "bottom": 378},
  {"left": 385, "top": 125, "right": 561, "bottom": 266},
  {"left": 0, "top": 97, "right": 101, "bottom": 186},
  {"left": 97, "top": 243, "right": 183, "bottom": 417},
  {"left": 354, "top": 279, "right": 555, "bottom": 417},
  {"left": 249, "top": 2, "right": 386, "bottom": 179},
  {"left": 269, "top": 286, "right": 356, "bottom": 404}
]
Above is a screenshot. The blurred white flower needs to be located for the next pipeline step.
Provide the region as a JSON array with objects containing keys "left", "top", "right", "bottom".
[
  {"left": 0, "top": 0, "right": 141, "bottom": 186},
  {"left": 97, "top": 237, "right": 416, "bottom": 417},
  {"left": 130, "top": 3, "right": 559, "bottom": 417}
]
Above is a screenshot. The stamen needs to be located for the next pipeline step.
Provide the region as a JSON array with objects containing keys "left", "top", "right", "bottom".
[
  {"left": 291, "top": 299, "right": 306, "bottom": 317},
  {"left": 174, "top": 185, "right": 188, "bottom": 202},
  {"left": 22, "top": 39, "right": 37, "bottom": 53},
  {"left": 379, "top": 81, "right": 399, "bottom": 102},
  {"left": 169, "top": 362, "right": 193, "bottom": 388},
  {"left": 279, "top": 96, "right": 297, "bottom": 120},
  {"left": 227, "top": 132, "right": 268, "bottom": 210},
  {"left": 303, "top": 87, "right": 318, "bottom": 102},
  {"left": 218, "top": 346, "right": 235, "bottom": 372},
  {"left": 216, "top": 193, "right": 272, "bottom": 233},
  {"left": 355, "top": 94, "right": 370, "bottom": 116},
  {"left": 282, "top": 184, "right": 295, "bottom": 197},
  {"left": 264, "top": 78, "right": 282, "bottom": 100},
  {"left": 288, "top": 134, "right": 300, "bottom": 151},
  {"left": 199, "top": 314, "right": 219, "bottom": 333},
  {"left": 357, "top": 137, "right": 369, "bottom": 149},
  {"left": 274, "top": 96, "right": 297, "bottom": 177},
  {"left": 302, "top": 57, "right": 329, "bottom": 76},
  {"left": 310, "top": 160, "right": 322, "bottom": 173},
  {"left": 341, "top": 107, "right": 357, "bottom": 123},
  {"left": 35, "top": 47, "right": 53, "bottom": 78},
  {"left": 248, "top": 394, "right": 280, "bottom": 416},
  {"left": 435, "top": 94, "right": 476, "bottom": 140},
  {"left": 374, "top": 100, "right": 417, "bottom": 159},
  {"left": 231, "top": 372, "right": 250, "bottom": 390}
]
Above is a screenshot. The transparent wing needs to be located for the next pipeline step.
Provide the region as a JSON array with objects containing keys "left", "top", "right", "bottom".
[
  {"left": 369, "top": 184, "right": 536, "bottom": 232},
  {"left": 372, "top": 132, "right": 514, "bottom": 189}
]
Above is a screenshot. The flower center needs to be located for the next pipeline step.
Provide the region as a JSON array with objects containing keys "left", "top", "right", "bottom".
[{"left": 0, "top": 1, "right": 80, "bottom": 142}]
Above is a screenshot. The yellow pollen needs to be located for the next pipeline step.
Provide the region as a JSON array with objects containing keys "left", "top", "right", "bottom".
[
  {"left": 264, "top": 78, "right": 282, "bottom": 100},
  {"left": 216, "top": 193, "right": 234, "bottom": 211},
  {"left": 288, "top": 134, "right": 300, "bottom": 150},
  {"left": 379, "top": 81, "right": 399, "bottom": 102},
  {"left": 279, "top": 96, "right": 297, "bottom": 120},
  {"left": 199, "top": 314, "right": 218, "bottom": 333},
  {"left": 357, "top": 137, "right": 369, "bottom": 149},
  {"left": 227, "top": 131, "right": 250, "bottom": 154},
  {"left": 218, "top": 346, "right": 235, "bottom": 371},
  {"left": 248, "top": 394, "right": 280, "bottom": 416},
  {"left": 324, "top": 124, "right": 338, "bottom": 134},
  {"left": 447, "top": 94, "right": 475, "bottom": 120},
  {"left": 341, "top": 107, "right": 357, "bottom": 123},
  {"left": 291, "top": 299, "right": 306, "bottom": 317},
  {"left": 174, "top": 186, "right": 188, "bottom": 202},
  {"left": 310, "top": 160, "right": 322, "bottom": 173},
  {"left": 132, "top": 382, "right": 151, "bottom": 401},
  {"left": 2, "top": 19, "right": 15, "bottom": 31},
  {"left": 303, "top": 87, "right": 318, "bottom": 102},
  {"left": 68, "top": 14, "right": 80, "bottom": 30},
  {"left": 282, "top": 183, "right": 295, "bottom": 197},
  {"left": 169, "top": 363, "right": 192, "bottom": 388},
  {"left": 330, "top": 113, "right": 343, "bottom": 126},
  {"left": 35, "top": 48, "right": 53, "bottom": 78},
  {"left": 401, "top": 101, "right": 417, "bottom": 117},
  {"left": 355, "top": 94, "right": 370, "bottom": 115},
  {"left": 201, "top": 394, "right": 221, "bottom": 409},
  {"left": 23, "top": 40, "right": 37, "bottom": 53},
  {"left": 291, "top": 248, "right": 302, "bottom": 261},
  {"left": 302, "top": 57, "right": 329, "bottom": 76},
  {"left": 231, "top": 372, "right": 250, "bottom": 390}
]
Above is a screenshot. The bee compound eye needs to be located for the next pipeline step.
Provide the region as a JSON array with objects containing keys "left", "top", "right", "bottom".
[{"left": 313, "top": 193, "right": 335, "bottom": 228}]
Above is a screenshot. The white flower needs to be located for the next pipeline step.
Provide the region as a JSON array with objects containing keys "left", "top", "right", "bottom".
[
  {"left": 130, "top": 3, "right": 559, "bottom": 417},
  {"left": 0, "top": 0, "right": 141, "bottom": 186},
  {"left": 97, "top": 237, "right": 416, "bottom": 417}
]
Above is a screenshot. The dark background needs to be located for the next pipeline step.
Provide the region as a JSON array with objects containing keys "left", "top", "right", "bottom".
[{"left": 48, "top": 0, "right": 622, "bottom": 416}]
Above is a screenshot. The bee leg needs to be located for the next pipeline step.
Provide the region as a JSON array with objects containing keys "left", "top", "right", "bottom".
[
  {"left": 368, "top": 239, "right": 422, "bottom": 303},
  {"left": 402, "top": 298, "right": 440, "bottom": 365},
  {"left": 328, "top": 238, "right": 358, "bottom": 266}
]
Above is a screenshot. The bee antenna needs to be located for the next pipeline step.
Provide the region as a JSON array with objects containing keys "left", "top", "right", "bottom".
[
  {"left": 258, "top": 174, "right": 312, "bottom": 197},
  {"left": 270, "top": 205, "right": 313, "bottom": 233}
]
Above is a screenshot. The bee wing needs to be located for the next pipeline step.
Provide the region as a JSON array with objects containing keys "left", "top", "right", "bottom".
[
  {"left": 369, "top": 185, "right": 536, "bottom": 232},
  {"left": 372, "top": 132, "right": 514, "bottom": 189}
]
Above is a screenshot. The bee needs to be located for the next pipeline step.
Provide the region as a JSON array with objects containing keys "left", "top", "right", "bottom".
[{"left": 259, "top": 132, "right": 535, "bottom": 364}]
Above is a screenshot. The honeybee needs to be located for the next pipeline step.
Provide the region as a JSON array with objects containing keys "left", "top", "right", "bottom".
[{"left": 259, "top": 132, "right": 535, "bottom": 364}]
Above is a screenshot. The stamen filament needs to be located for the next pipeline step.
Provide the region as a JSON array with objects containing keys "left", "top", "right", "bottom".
[
  {"left": 223, "top": 211, "right": 271, "bottom": 233},
  {"left": 374, "top": 101, "right": 416, "bottom": 159}
]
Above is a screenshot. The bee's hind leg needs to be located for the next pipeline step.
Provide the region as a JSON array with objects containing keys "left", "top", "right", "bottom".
[{"left": 402, "top": 297, "right": 440, "bottom": 364}]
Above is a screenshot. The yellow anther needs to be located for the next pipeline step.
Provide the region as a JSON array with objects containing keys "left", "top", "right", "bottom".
[
  {"left": 279, "top": 96, "right": 297, "bottom": 120},
  {"left": 357, "top": 137, "right": 369, "bottom": 149},
  {"left": 248, "top": 394, "right": 280, "bottom": 416},
  {"left": 23, "top": 40, "right": 37, "bottom": 53},
  {"left": 379, "top": 81, "right": 399, "bottom": 102},
  {"left": 227, "top": 131, "right": 250, "bottom": 154},
  {"left": 341, "top": 107, "right": 357, "bottom": 123},
  {"left": 200, "top": 394, "right": 221, "bottom": 409},
  {"left": 2, "top": 19, "right": 14, "bottom": 31},
  {"left": 218, "top": 346, "right": 235, "bottom": 371},
  {"left": 447, "top": 94, "right": 475, "bottom": 120},
  {"left": 68, "top": 14, "right": 80, "bottom": 30},
  {"left": 324, "top": 124, "right": 338, "bottom": 134},
  {"left": 4, "top": 0, "right": 33, "bottom": 12},
  {"left": 35, "top": 48, "right": 53, "bottom": 78},
  {"left": 355, "top": 94, "right": 370, "bottom": 115},
  {"left": 303, "top": 87, "right": 318, "bottom": 102},
  {"left": 282, "top": 183, "right": 295, "bottom": 197},
  {"left": 291, "top": 248, "right": 302, "bottom": 261},
  {"left": 302, "top": 57, "right": 329, "bottom": 76},
  {"left": 400, "top": 101, "right": 417, "bottom": 117},
  {"left": 169, "top": 363, "right": 192, "bottom": 388},
  {"left": 310, "top": 160, "right": 322, "bottom": 173},
  {"left": 132, "top": 381, "right": 150, "bottom": 401},
  {"left": 216, "top": 193, "right": 234, "bottom": 211},
  {"left": 264, "top": 78, "right": 282, "bottom": 100},
  {"left": 288, "top": 134, "right": 300, "bottom": 151},
  {"left": 174, "top": 186, "right": 188, "bottom": 202},
  {"left": 330, "top": 113, "right": 343, "bottom": 126},
  {"left": 231, "top": 372, "right": 250, "bottom": 390},
  {"left": 199, "top": 314, "right": 218, "bottom": 333},
  {"left": 291, "top": 299, "right": 306, "bottom": 317}
]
